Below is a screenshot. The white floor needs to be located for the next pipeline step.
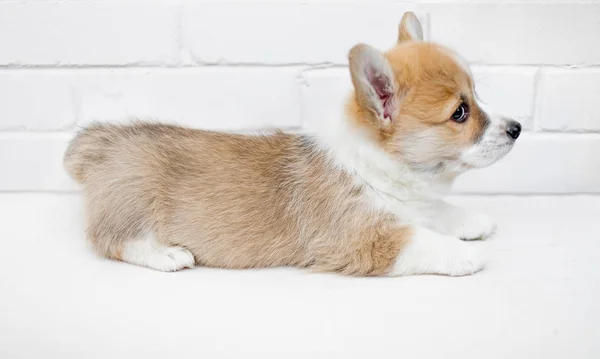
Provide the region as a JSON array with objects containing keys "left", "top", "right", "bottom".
[{"left": 0, "top": 194, "right": 598, "bottom": 359}]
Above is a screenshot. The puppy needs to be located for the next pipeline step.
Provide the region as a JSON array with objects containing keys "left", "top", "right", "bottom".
[{"left": 64, "top": 12, "right": 520, "bottom": 276}]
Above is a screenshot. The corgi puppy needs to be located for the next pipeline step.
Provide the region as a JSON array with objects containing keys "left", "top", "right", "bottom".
[{"left": 64, "top": 12, "right": 521, "bottom": 276}]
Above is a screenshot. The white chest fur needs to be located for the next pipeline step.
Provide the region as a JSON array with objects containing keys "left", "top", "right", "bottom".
[{"left": 311, "top": 113, "right": 453, "bottom": 226}]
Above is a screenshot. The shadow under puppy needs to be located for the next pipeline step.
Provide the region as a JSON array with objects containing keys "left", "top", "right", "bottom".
[{"left": 64, "top": 12, "right": 521, "bottom": 276}]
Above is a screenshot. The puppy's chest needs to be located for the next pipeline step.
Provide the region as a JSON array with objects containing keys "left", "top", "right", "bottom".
[{"left": 357, "top": 176, "right": 445, "bottom": 226}]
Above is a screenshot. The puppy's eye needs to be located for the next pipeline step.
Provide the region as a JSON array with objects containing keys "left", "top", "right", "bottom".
[{"left": 451, "top": 102, "right": 469, "bottom": 123}]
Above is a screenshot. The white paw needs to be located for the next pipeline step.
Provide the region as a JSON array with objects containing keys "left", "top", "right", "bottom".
[
  {"left": 389, "top": 227, "right": 485, "bottom": 277},
  {"left": 146, "top": 247, "right": 196, "bottom": 272},
  {"left": 454, "top": 213, "right": 497, "bottom": 241},
  {"left": 121, "top": 234, "right": 195, "bottom": 272},
  {"left": 440, "top": 239, "right": 485, "bottom": 276}
]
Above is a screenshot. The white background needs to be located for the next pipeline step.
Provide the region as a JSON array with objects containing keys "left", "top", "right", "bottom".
[{"left": 0, "top": 0, "right": 599, "bottom": 194}]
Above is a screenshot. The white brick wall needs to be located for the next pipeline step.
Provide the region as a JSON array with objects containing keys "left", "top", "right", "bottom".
[
  {"left": 0, "top": 3, "right": 179, "bottom": 65},
  {"left": 0, "top": 68, "right": 302, "bottom": 131},
  {"left": 181, "top": 3, "right": 422, "bottom": 64},
  {"left": 0, "top": 1, "right": 598, "bottom": 194},
  {"left": 537, "top": 69, "right": 600, "bottom": 131},
  {"left": 425, "top": 3, "right": 600, "bottom": 65}
]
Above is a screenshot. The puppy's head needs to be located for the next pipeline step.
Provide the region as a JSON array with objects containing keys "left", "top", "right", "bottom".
[{"left": 347, "top": 12, "right": 520, "bottom": 175}]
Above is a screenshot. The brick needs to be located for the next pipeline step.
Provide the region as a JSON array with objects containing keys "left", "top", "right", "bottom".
[
  {"left": 300, "top": 67, "right": 536, "bottom": 129},
  {"left": 0, "top": 70, "right": 77, "bottom": 130},
  {"left": 0, "top": 3, "right": 178, "bottom": 65},
  {"left": 75, "top": 68, "right": 303, "bottom": 130},
  {"left": 454, "top": 134, "right": 600, "bottom": 194},
  {"left": 182, "top": 3, "right": 422, "bottom": 64},
  {"left": 0, "top": 133, "right": 76, "bottom": 192},
  {"left": 424, "top": 3, "right": 600, "bottom": 65},
  {"left": 300, "top": 68, "right": 351, "bottom": 129},
  {"left": 0, "top": 68, "right": 303, "bottom": 131},
  {"left": 537, "top": 69, "right": 600, "bottom": 131},
  {"left": 471, "top": 66, "right": 537, "bottom": 128}
]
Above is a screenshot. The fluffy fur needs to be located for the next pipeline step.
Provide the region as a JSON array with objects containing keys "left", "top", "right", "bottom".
[{"left": 64, "top": 12, "right": 520, "bottom": 276}]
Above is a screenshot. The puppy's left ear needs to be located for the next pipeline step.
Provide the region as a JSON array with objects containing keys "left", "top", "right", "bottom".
[
  {"left": 398, "top": 12, "right": 423, "bottom": 43},
  {"left": 349, "top": 44, "right": 399, "bottom": 127}
]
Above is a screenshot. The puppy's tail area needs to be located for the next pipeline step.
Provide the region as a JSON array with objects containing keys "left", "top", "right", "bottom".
[{"left": 63, "top": 124, "right": 111, "bottom": 184}]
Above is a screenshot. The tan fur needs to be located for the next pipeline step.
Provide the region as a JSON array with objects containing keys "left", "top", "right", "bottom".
[
  {"left": 64, "top": 12, "right": 493, "bottom": 276},
  {"left": 65, "top": 122, "right": 409, "bottom": 275}
]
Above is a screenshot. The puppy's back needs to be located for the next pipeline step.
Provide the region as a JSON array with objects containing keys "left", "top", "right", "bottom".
[
  {"left": 63, "top": 121, "right": 319, "bottom": 263},
  {"left": 64, "top": 122, "right": 175, "bottom": 184}
]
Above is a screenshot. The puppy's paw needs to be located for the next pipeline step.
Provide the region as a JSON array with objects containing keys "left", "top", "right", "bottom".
[
  {"left": 455, "top": 212, "right": 497, "bottom": 241},
  {"left": 121, "top": 235, "right": 196, "bottom": 272},
  {"left": 388, "top": 227, "right": 486, "bottom": 277},
  {"left": 147, "top": 247, "right": 196, "bottom": 272},
  {"left": 441, "top": 240, "right": 485, "bottom": 276}
]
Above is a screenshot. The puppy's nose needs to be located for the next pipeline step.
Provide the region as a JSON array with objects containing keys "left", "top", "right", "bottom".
[{"left": 506, "top": 121, "right": 521, "bottom": 140}]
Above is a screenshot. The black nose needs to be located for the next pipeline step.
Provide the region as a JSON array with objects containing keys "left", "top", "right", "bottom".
[{"left": 506, "top": 121, "right": 521, "bottom": 140}]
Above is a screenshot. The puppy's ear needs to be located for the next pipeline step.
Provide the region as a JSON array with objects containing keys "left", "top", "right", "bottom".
[
  {"left": 398, "top": 12, "right": 423, "bottom": 43},
  {"left": 349, "top": 44, "right": 398, "bottom": 126}
]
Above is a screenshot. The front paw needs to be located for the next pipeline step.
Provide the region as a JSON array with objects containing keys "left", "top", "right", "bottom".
[{"left": 455, "top": 213, "right": 497, "bottom": 241}]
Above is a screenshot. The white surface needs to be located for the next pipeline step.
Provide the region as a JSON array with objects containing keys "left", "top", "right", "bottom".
[{"left": 1, "top": 194, "right": 598, "bottom": 359}]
